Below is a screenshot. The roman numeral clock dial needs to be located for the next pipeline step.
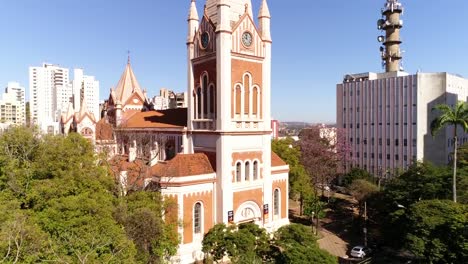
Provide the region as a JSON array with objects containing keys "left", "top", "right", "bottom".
[{"left": 242, "top": 31, "right": 253, "bottom": 47}]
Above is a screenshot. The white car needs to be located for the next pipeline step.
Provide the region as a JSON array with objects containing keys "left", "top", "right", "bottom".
[{"left": 350, "top": 246, "right": 371, "bottom": 258}]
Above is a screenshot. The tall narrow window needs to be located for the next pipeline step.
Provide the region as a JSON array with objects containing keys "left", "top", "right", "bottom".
[
  {"left": 236, "top": 162, "right": 242, "bottom": 182},
  {"left": 245, "top": 161, "right": 250, "bottom": 181},
  {"left": 244, "top": 74, "right": 250, "bottom": 114},
  {"left": 273, "top": 189, "right": 280, "bottom": 216},
  {"left": 194, "top": 202, "right": 202, "bottom": 234},
  {"left": 235, "top": 85, "right": 241, "bottom": 115},
  {"left": 253, "top": 161, "right": 258, "bottom": 180},
  {"left": 197, "top": 88, "right": 201, "bottom": 117},
  {"left": 252, "top": 87, "right": 258, "bottom": 115},
  {"left": 209, "top": 85, "right": 215, "bottom": 117},
  {"left": 193, "top": 90, "right": 197, "bottom": 119},
  {"left": 202, "top": 76, "right": 208, "bottom": 118}
]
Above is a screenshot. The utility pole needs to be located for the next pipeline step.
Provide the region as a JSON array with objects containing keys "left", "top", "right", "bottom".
[{"left": 364, "top": 201, "right": 368, "bottom": 246}]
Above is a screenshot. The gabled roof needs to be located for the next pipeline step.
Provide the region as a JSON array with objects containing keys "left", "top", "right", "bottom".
[
  {"left": 75, "top": 99, "right": 97, "bottom": 124},
  {"left": 114, "top": 62, "right": 145, "bottom": 106},
  {"left": 61, "top": 103, "right": 75, "bottom": 123},
  {"left": 271, "top": 152, "right": 287, "bottom": 167},
  {"left": 120, "top": 108, "right": 187, "bottom": 129},
  {"left": 151, "top": 153, "right": 214, "bottom": 178}
]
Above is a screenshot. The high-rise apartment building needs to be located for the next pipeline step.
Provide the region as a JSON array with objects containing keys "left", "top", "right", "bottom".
[
  {"left": 0, "top": 82, "right": 26, "bottom": 126},
  {"left": 336, "top": 0, "right": 468, "bottom": 178},
  {"left": 73, "top": 69, "right": 100, "bottom": 121},
  {"left": 30, "top": 63, "right": 72, "bottom": 133},
  {"left": 30, "top": 64, "right": 99, "bottom": 134}
]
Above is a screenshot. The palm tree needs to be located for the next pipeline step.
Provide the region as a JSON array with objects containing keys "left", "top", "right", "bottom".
[{"left": 431, "top": 101, "right": 468, "bottom": 203}]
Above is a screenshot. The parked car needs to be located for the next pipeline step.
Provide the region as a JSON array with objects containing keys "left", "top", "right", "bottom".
[{"left": 350, "top": 245, "right": 372, "bottom": 258}]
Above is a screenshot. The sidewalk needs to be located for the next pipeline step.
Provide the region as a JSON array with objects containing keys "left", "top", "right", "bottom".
[{"left": 318, "top": 226, "right": 349, "bottom": 258}]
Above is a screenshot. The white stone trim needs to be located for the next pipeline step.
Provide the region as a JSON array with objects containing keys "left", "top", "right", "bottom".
[
  {"left": 271, "top": 172, "right": 288, "bottom": 181},
  {"left": 232, "top": 182, "right": 264, "bottom": 192},
  {"left": 159, "top": 172, "right": 216, "bottom": 183}
]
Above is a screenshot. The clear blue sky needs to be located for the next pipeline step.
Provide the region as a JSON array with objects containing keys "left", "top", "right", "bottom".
[{"left": 0, "top": 0, "right": 467, "bottom": 123}]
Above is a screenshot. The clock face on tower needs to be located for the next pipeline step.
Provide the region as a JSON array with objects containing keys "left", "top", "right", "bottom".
[
  {"left": 200, "top": 32, "right": 209, "bottom": 49},
  {"left": 242, "top": 31, "right": 253, "bottom": 47}
]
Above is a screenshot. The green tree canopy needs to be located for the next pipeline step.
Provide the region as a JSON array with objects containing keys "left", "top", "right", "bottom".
[
  {"left": 202, "top": 223, "right": 337, "bottom": 264},
  {"left": 0, "top": 127, "right": 177, "bottom": 263},
  {"left": 272, "top": 224, "right": 337, "bottom": 264},
  {"left": 405, "top": 200, "right": 467, "bottom": 263},
  {"left": 341, "top": 168, "right": 373, "bottom": 187},
  {"left": 202, "top": 223, "right": 271, "bottom": 263}
]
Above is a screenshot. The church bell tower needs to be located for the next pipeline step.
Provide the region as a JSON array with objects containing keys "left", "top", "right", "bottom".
[{"left": 186, "top": 0, "right": 277, "bottom": 225}]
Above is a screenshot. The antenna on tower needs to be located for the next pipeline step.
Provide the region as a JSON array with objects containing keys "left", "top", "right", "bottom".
[{"left": 377, "top": 0, "right": 404, "bottom": 72}]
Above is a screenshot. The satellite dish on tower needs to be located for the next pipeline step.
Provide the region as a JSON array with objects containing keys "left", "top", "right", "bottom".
[
  {"left": 379, "top": 46, "right": 385, "bottom": 52},
  {"left": 377, "top": 36, "right": 385, "bottom": 42},
  {"left": 377, "top": 19, "right": 385, "bottom": 29}
]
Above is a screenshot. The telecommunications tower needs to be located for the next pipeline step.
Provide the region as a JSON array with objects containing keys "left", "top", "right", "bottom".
[{"left": 377, "top": 0, "right": 404, "bottom": 72}]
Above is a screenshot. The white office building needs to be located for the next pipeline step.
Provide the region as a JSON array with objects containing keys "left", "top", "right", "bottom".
[
  {"left": 0, "top": 82, "right": 26, "bottom": 126},
  {"left": 337, "top": 71, "right": 468, "bottom": 177},
  {"left": 73, "top": 69, "right": 100, "bottom": 121}
]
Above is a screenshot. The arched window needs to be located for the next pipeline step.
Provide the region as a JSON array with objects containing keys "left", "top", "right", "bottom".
[
  {"left": 244, "top": 74, "right": 250, "bottom": 114},
  {"left": 235, "top": 85, "right": 241, "bottom": 115},
  {"left": 81, "top": 127, "right": 93, "bottom": 136},
  {"left": 194, "top": 202, "right": 202, "bottom": 234},
  {"left": 236, "top": 162, "right": 242, "bottom": 182},
  {"left": 273, "top": 189, "right": 280, "bottom": 216},
  {"left": 203, "top": 75, "right": 208, "bottom": 118},
  {"left": 245, "top": 161, "right": 250, "bottom": 181},
  {"left": 252, "top": 87, "right": 258, "bottom": 115},
  {"left": 197, "top": 88, "right": 202, "bottom": 118},
  {"left": 253, "top": 161, "right": 258, "bottom": 180}
]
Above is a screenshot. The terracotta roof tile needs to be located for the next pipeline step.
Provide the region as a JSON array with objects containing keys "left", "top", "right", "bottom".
[
  {"left": 96, "top": 119, "right": 114, "bottom": 140},
  {"left": 195, "top": 151, "right": 217, "bottom": 172},
  {"left": 109, "top": 155, "right": 151, "bottom": 188},
  {"left": 271, "top": 152, "right": 287, "bottom": 167},
  {"left": 121, "top": 108, "right": 187, "bottom": 129},
  {"left": 151, "top": 153, "right": 214, "bottom": 177}
]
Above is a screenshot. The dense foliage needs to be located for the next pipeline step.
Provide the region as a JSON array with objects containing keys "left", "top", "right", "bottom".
[
  {"left": 273, "top": 224, "right": 337, "bottom": 264},
  {"left": 404, "top": 200, "right": 467, "bottom": 263},
  {"left": 0, "top": 127, "right": 177, "bottom": 263},
  {"left": 367, "top": 162, "right": 468, "bottom": 263},
  {"left": 202, "top": 223, "right": 337, "bottom": 264},
  {"left": 341, "top": 168, "right": 373, "bottom": 187},
  {"left": 272, "top": 138, "right": 312, "bottom": 215}
]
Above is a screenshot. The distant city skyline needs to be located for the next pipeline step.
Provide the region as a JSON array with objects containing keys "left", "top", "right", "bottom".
[{"left": 1, "top": 0, "right": 467, "bottom": 123}]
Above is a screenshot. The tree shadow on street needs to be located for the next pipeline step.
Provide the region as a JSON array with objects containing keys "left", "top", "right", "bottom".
[{"left": 321, "top": 195, "right": 363, "bottom": 248}]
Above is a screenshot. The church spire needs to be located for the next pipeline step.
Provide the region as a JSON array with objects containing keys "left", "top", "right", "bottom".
[
  {"left": 187, "top": 0, "right": 199, "bottom": 44},
  {"left": 188, "top": 0, "right": 199, "bottom": 21},
  {"left": 258, "top": 0, "right": 271, "bottom": 42},
  {"left": 258, "top": 0, "right": 271, "bottom": 19}
]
